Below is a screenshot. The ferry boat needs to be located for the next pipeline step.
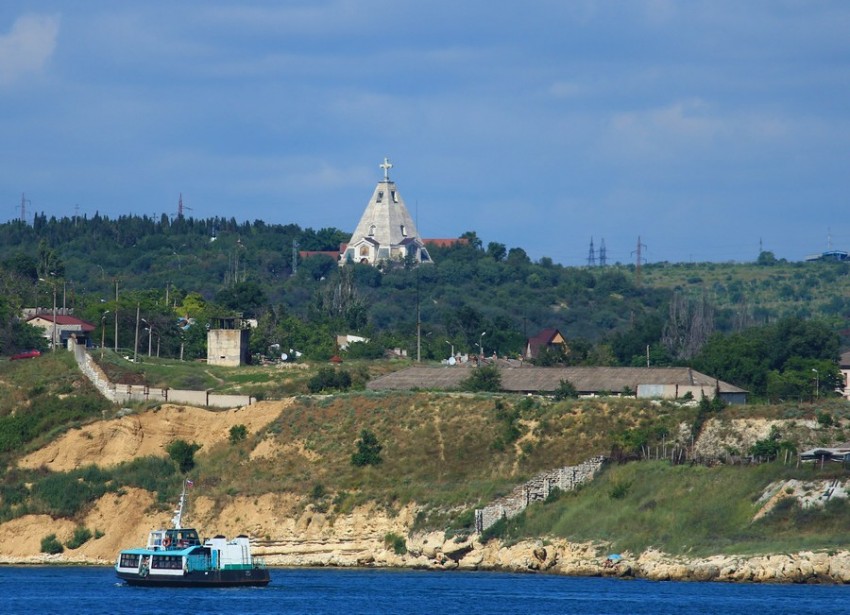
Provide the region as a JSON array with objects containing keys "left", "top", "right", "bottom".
[{"left": 115, "top": 480, "right": 270, "bottom": 587}]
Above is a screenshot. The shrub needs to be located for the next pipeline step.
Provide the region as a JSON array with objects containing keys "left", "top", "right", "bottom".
[
  {"left": 554, "top": 379, "right": 578, "bottom": 400},
  {"left": 166, "top": 440, "right": 202, "bottom": 473},
  {"left": 351, "top": 429, "right": 383, "bottom": 467},
  {"left": 65, "top": 525, "right": 93, "bottom": 549},
  {"left": 817, "top": 412, "right": 834, "bottom": 427},
  {"left": 384, "top": 532, "right": 407, "bottom": 555},
  {"left": 229, "top": 424, "right": 248, "bottom": 444},
  {"left": 308, "top": 367, "right": 352, "bottom": 393},
  {"left": 608, "top": 479, "right": 632, "bottom": 500},
  {"left": 32, "top": 472, "right": 98, "bottom": 517},
  {"left": 461, "top": 365, "right": 502, "bottom": 392},
  {"left": 40, "top": 534, "right": 64, "bottom": 554}
]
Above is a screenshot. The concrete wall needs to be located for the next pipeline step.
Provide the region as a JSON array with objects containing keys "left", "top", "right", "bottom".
[
  {"left": 474, "top": 456, "right": 605, "bottom": 533},
  {"left": 71, "top": 344, "right": 254, "bottom": 409}
]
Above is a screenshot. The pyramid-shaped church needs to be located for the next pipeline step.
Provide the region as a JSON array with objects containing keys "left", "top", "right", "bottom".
[{"left": 340, "top": 158, "right": 432, "bottom": 266}]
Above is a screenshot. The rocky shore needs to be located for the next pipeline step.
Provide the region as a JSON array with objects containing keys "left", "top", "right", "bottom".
[{"left": 6, "top": 528, "right": 850, "bottom": 585}]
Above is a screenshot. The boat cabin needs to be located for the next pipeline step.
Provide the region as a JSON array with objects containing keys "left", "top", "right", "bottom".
[{"left": 147, "top": 528, "right": 201, "bottom": 551}]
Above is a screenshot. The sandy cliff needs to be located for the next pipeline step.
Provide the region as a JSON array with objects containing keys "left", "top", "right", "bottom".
[{"left": 3, "top": 404, "right": 848, "bottom": 583}]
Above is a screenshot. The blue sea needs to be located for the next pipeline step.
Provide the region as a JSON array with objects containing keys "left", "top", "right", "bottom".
[{"left": 0, "top": 566, "right": 847, "bottom": 614}]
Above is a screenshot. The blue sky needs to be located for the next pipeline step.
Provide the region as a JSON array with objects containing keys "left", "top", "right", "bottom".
[{"left": 1, "top": 1, "right": 849, "bottom": 265}]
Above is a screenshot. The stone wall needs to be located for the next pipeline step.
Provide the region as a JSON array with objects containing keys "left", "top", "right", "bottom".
[
  {"left": 474, "top": 456, "right": 605, "bottom": 533},
  {"left": 71, "top": 343, "right": 254, "bottom": 409}
]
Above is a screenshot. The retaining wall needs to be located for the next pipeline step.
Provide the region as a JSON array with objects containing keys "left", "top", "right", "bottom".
[{"left": 474, "top": 456, "right": 605, "bottom": 533}]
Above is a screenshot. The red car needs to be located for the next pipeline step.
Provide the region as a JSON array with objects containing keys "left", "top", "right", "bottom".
[{"left": 10, "top": 350, "right": 41, "bottom": 360}]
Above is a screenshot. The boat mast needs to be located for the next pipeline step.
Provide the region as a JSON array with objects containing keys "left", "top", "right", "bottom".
[{"left": 171, "top": 479, "right": 189, "bottom": 529}]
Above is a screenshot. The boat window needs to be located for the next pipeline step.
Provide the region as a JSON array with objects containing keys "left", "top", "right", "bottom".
[
  {"left": 152, "top": 555, "right": 182, "bottom": 570},
  {"left": 120, "top": 553, "right": 140, "bottom": 568}
]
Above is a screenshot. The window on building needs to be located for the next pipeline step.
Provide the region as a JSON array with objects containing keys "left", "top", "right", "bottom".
[
  {"left": 401, "top": 225, "right": 407, "bottom": 236},
  {"left": 369, "top": 224, "right": 376, "bottom": 236},
  {"left": 392, "top": 191, "right": 398, "bottom": 203},
  {"left": 377, "top": 192, "right": 384, "bottom": 203}
]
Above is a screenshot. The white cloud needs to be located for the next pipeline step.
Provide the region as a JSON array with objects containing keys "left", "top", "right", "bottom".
[{"left": 0, "top": 13, "right": 60, "bottom": 85}]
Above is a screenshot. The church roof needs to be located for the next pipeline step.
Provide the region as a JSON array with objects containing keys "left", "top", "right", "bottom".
[{"left": 348, "top": 158, "right": 423, "bottom": 250}]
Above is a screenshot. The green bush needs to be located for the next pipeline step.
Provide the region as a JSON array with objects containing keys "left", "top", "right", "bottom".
[
  {"left": 554, "top": 379, "right": 578, "bottom": 400},
  {"left": 384, "top": 532, "right": 407, "bottom": 555},
  {"left": 461, "top": 365, "right": 502, "bottom": 392},
  {"left": 65, "top": 525, "right": 93, "bottom": 549},
  {"left": 308, "top": 367, "right": 352, "bottom": 393},
  {"left": 351, "top": 429, "right": 383, "bottom": 467},
  {"left": 32, "top": 472, "right": 102, "bottom": 517},
  {"left": 608, "top": 479, "right": 632, "bottom": 500},
  {"left": 166, "top": 440, "right": 202, "bottom": 473},
  {"left": 229, "top": 424, "right": 248, "bottom": 444},
  {"left": 40, "top": 533, "right": 64, "bottom": 554}
]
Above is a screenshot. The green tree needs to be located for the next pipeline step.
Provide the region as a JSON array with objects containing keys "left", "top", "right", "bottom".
[
  {"left": 553, "top": 379, "right": 578, "bottom": 400},
  {"left": 461, "top": 365, "right": 502, "bottom": 392},
  {"left": 351, "top": 429, "right": 383, "bottom": 467},
  {"left": 166, "top": 440, "right": 202, "bottom": 473}
]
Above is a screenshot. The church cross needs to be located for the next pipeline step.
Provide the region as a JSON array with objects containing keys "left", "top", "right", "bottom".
[{"left": 380, "top": 157, "right": 393, "bottom": 181}]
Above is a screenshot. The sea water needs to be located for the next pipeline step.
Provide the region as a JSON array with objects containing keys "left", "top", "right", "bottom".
[{"left": 0, "top": 566, "right": 847, "bottom": 614}]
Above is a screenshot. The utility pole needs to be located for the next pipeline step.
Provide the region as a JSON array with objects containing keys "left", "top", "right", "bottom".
[
  {"left": 114, "top": 279, "right": 119, "bottom": 352},
  {"left": 133, "top": 303, "right": 140, "bottom": 363}
]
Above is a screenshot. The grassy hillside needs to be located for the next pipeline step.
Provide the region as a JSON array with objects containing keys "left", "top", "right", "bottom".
[
  {"left": 641, "top": 260, "right": 850, "bottom": 331},
  {"left": 489, "top": 460, "right": 850, "bottom": 556},
  {"left": 3, "top": 354, "right": 850, "bottom": 557}
]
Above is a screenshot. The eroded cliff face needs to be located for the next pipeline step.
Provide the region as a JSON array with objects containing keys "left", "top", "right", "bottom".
[{"left": 3, "top": 406, "right": 848, "bottom": 583}]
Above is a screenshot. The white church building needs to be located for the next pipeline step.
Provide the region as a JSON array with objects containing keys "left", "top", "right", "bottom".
[{"left": 340, "top": 158, "right": 432, "bottom": 266}]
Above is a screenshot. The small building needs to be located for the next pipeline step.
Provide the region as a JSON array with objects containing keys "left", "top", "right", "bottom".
[
  {"left": 525, "top": 328, "right": 568, "bottom": 360},
  {"left": 207, "top": 317, "right": 250, "bottom": 366},
  {"left": 340, "top": 157, "right": 432, "bottom": 267},
  {"left": 26, "top": 312, "right": 95, "bottom": 347}
]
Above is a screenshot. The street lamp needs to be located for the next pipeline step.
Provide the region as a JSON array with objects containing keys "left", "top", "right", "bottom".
[
  {"left": 478, "top": 331, "right": 487, "bottom": 357},
  {"left": 812, "top": 368, "right": 819, "bottom": 400},
  {"left": 141, "top": 318, "right": 154, "bottom": 357},
  {"left": 445, "top": 340, "right": 454, "bottom": 360},
  {"left": 100, "top": 311, "right": 110, "bottom": 360}
]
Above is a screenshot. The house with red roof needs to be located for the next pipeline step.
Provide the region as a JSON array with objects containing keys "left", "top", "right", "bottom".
[
  {"left": 26, "top": 312, "right": 96, "bottom": 348},
  {"left": 525, "top": 328, "right": 568, "bottom": 360}
]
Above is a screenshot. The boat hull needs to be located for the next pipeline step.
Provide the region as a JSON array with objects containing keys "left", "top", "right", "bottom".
[{"left": 116, "top": 567, "right": 270, "bottom": 588}]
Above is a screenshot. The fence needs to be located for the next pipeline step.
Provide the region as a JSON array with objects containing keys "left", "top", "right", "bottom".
[{"left": 71, "top": 342, "right": 254, "bottom": 409}]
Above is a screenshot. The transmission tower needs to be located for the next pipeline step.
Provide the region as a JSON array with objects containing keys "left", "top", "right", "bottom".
[
  {"left": 587, "top": 237, "right": 596, "bottom": 266},
  {"left": 599, "top": 238, "right": 607, "bottom": 266},
  {"left": 19, "top": 193, "right": 30, "bottom": 222},
  {"left": 632, "top": 236, "right": 647, "bottom": 286},
  {"left": 177, "top": 193, "right": 193, "bottom": 218}
]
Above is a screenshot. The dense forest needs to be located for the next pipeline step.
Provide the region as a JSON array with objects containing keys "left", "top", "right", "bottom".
[{"left": 1, "top": 213, "right": 849, "bottom": 401}]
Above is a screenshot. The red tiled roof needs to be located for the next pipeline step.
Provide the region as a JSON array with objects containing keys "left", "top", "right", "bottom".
[
  {"left": 28, "top": 313, "right": 96, "bottom": 332},
  {"left": 299, "top": 250, "right": 340, "bottom": 259},
  {"left": 423, "top": 238, "right": 469, "bottom": 248}
]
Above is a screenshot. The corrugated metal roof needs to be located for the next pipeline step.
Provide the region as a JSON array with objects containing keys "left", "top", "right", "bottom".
[{"left": 367, "top": 365, "right": 747, "bottom": 394}]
